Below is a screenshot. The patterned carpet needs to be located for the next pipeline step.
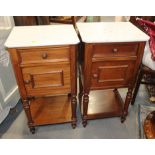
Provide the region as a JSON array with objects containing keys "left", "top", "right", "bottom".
[{"left": 137, "top": 102, "right": 155, "bottom": 138}]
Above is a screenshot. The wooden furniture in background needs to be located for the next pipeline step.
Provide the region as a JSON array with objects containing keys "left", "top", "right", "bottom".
[
  {"left": 13, "top": 16, "right": 50, "bottom": 26},
  {"left": 5, "top": 25, "right": 79, "bottom": 133},
  {"left": 77, "top": 22, "right": 149, "bottom": 127},
  {"left": 130, "top": 16, "right": 155, "bottom": 105},
  {"left": 49, "top": 16, "right": 87, "bottom": 28},
  {"left": 13, "top": 16, "right": 87, "bottom": 27}
]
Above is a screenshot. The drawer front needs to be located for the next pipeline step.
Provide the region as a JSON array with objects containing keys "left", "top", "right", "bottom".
[
  {"left": 18, "top": 46, "right": 70, "bottom": 65},
  {"left": 22, "top": 63, "right": 71, "bottom": 96},
  {"left": 91, "top": 60, "right": 136, "bottom": 89},
  {"left": 92, "top": 43, "right": 139, "bottom": 58}
]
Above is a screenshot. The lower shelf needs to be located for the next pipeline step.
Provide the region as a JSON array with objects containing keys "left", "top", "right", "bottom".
[
  {"left": 82, "top": 89, "right": 123, "bottom": 120},
  {"left": 30, "top": 95, "right": 72, "bottom": 126}
]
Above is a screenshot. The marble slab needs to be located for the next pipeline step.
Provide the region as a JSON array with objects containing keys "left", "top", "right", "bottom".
[
  {"left": 77, "top": 22, "right": 149, "bottom": 43},
  {"left": 5, "top": 25, "right": 80, "bottom": 48}
]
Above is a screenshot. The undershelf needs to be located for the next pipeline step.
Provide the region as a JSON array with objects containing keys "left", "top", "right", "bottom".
[
  {"left": 82, "top": 89, "right": 123, "bottom": 120},
  {"left": 30, "top": 95, "right": 72, "bottom": 126}
]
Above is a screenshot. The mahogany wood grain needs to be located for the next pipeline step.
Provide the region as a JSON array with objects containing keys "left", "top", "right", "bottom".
[
  {"left": 23, "top": 99, "right": 34, "bottom": 129},
  {"left": 70, "top": 45, "right": 78, "bottom": 128},
  {"left": 22, "top": 63, "right": 71, "bottom": 96},
  {"left": 83, "top": 90, "right": 123, "bottom": 120},
  {"left": 18, "top": 46, "right": 70, "bottom": 65},
  {"left": 13, "top": 16, "right": 38, "bottom": 26},
  {"left": 79, "top": 42, "right": 146, "bottom": 127},
  {"left": 13, "top": 16, "right": 50, "bottom": 26},
  {"left": 30, "top": 95, "right": 72, "bottom": 125},
  {"left": 91, "top": 60, "right": 135, "bottom": 89},
  {"left": 82, "top": 44, "right": 93, "bottom": 126},
  {"left": 7, "top": 44, "right": 78, "bottom": 133},
  {"left": 8, "top": 48, "right": 27, "bottom": 99},
  {"left": 92, "top": 43, "right": 139, "bottom": 58}
]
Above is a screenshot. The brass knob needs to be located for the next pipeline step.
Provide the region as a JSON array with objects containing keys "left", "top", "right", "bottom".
[
  {"left": 24, "top": 80, "right": 31, "bottom": 84},
  {"left": 42, "top": 52, "right": 48, "bottom": 59},
  {"left": 93, "top": 74, "right": 98, "bottom": 78},
  {"left": 113, "top": 48, "right": 118, "bottom": 53}
]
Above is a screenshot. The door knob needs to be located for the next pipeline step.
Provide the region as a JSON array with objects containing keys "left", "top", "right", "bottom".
[
  {"left": 42, "top": 52, "right": 48, "bottom": 59},
  {"left": 93, "top": 74, "right": 98, "bottom": 78},
  {"left": 113, "top": 48, "right": 118, "bottom": 53},
  {"left": 24, "top": 80, "right": 31, "bottom": 84}
]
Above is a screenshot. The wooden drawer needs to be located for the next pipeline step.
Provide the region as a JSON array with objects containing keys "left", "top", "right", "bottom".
[
  {"left": 22, "top": 63, "right": 71, "bottom": 96},
  {"left": 92, "top": 43, "right": 139, "bottom": 58},
  {"left": 91, "top": 60, "right": 136, "bottom": 89},
  {"left": 18, "top": 46, "right": 70, "bottom": 65}
]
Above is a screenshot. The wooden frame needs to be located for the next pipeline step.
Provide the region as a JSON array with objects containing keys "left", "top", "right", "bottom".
[
  {"left": 7, "top": 45, "right": 78, "bottom": 133},
  {"left": 79, "top": 41, "right": 146, "bottom": 127}
]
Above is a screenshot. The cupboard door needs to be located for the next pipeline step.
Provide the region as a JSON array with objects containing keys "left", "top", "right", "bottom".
[
  {"left": 91, "top": 60, "right": 136, "bottom": 89},
  {"left": 22, "top": 63, "right": 71, "bottom": 96}
]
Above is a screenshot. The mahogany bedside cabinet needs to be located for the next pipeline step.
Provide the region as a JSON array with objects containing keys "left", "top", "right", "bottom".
[
  {"left": 5, "top": 25, "right": 79, "bottom": 133},
  {"left": 77, "top": 22, "right": 149, "bottom": 127}
]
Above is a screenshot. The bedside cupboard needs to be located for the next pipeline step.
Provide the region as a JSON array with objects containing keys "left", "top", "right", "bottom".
[
  {"left": 5, "top": 25, "right": 79, "bottom": 133},
  {"left": 77, "top": 22, "right": 149, "bottom": 127}
]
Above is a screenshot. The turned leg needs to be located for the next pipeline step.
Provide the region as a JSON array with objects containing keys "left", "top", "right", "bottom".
[
  {"left": 71, "top": 94, "right": 77, "bottom": 129},
  {"left": 30, "top": 127, "right": 35, "bottom": 134},
  {"left": 113, "top": 88, "right": 118, "bottom": 94},
  {"left": 22, "top": 99, "right": 35, "bottom": 134},
  {"left": 78, "top": 75, "right": 83, "bottom": 109},
  {"left": 121, "top": 88, "right": 133, "bottom": 123},
  {"left": 82, "top": 93, "right": 89, "bottom": 127}
]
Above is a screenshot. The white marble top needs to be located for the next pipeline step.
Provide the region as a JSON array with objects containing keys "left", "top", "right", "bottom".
[
  {"left": 77, "top": 22, "right": 149, "bottom": 43},
  {"left": 5, "top": 25, "right": 80, "bottom": 48}
]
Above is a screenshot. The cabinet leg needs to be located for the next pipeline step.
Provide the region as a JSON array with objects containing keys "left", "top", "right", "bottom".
[
  {"left": 30, "top": 127, "right": 35, "bottom": 134},
  {"left": 78, "top": 74, "right": 83, "bottom": 109},
  {"left": 71, "top": 121, "right": 76, "bottom": 129},
  {"left": 22, "top": 99, "right": 34, "bottom": 132},
  {"left": 71, "top": 94, "right": 77, "bottom": 129},
  {"left": 82, "top": 118, "right": 87, "bottom": 127},
  {"left": 122, "top": 88, "right": 132, "bottom": 123},
  {"left": 78, "top": 92, "right": 83, "bottom": 114},
  {"left": 78, "top": 80, "right": 83, "bottom": 109},
  {"left": 121, "top": 115, "right": 126, "bottom": 123},
  {"left": 82, "top": 93, "right": 89, "bottom": 127}
]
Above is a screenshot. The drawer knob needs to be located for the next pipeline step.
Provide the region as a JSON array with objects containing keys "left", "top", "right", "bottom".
[
  {"left": 93, "top": 74, "right": 98, "bottom": 78},
  {"left": 113, "top": 48, "right": 118, "bottom": 53},
  {"left": 42, "top": 52, "right": 48, "bottom": 59},
  {"left": 24, "top": 80, "right": 31, "bottom": 84}
]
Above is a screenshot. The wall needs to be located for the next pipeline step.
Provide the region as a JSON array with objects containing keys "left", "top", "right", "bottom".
[
  {"left": 0, "top": 16, "right": 20, "bottom": 124},
  {"left": 100, "top": 16, "right": 130, "bottom": 22}
]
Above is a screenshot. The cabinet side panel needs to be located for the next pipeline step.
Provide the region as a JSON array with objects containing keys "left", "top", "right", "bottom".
[
  {"left": 83, "top": 44, "right": 93, "bottom": 92},
  {"left": 131, "top": 42, "right": 146, "bottom": 86},
  {"left": 70, "top": 45, "right": 77, "bottom": 94},
  {"left": 8, "top": 48, "right": 27, "bottom": 99}
]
